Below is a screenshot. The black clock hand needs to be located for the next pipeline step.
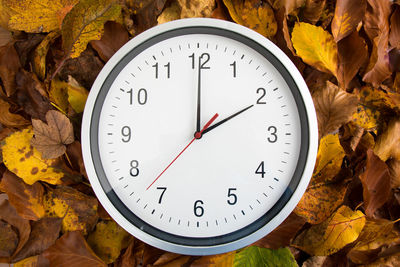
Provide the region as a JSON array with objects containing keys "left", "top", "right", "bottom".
[
  {"left": 201, "top": 104, "right": 254, "bottom": 136},
  {"left": 196, "top": 56, "right": 202, "bottom": 133}
]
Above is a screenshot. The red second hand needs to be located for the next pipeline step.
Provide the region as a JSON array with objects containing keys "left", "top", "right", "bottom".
[{"left": 146, "top": 113, "right": 219, "bottom": 190}]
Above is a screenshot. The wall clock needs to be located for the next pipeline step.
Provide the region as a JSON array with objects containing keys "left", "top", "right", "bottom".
[{"left": 82, "top": 18, "right": 318, "bottom": 255}]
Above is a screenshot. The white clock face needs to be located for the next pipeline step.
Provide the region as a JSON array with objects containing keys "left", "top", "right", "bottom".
[{"left": 83, "top": 19, "right": 317, "bottom": 255}]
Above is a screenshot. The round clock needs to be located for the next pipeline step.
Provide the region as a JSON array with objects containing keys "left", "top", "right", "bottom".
[{"left": 82, "top": 18, "right": 318, "bottom": 255}]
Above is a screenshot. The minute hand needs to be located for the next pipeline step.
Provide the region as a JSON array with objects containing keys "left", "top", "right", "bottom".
[{"left": 202, "top": 104, "right": 254, "bottom": 135}]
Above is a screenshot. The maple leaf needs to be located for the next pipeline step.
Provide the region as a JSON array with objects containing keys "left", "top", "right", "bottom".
[{"left": 31, "top": 110, "right": 74, "bottom": 159}]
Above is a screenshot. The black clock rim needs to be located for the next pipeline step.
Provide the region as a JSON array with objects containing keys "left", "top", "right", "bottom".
[{"left": 90, "top": 26, "right": 310, "bottom": 247}]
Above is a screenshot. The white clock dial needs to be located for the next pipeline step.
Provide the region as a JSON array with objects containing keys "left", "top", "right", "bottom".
[{"left": 82, "top": 19, "right": 318, "bottom": 255}]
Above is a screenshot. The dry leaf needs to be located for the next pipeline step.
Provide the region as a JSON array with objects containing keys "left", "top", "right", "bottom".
[
  {"left": 13, "top": 255, "right": 49, "bottom": 267},
  {"left": 0, "top": 43, "right": 21, "bottom": 97},
  {"left": 365, "top": 252, "right": 400, "bottom": 266},
  {"left": 33, "top": 31, "right": 60, "bottom": 80},
  {"left": 0, "top": 26, "right": 11, "bottom": 46},
  {"left": 191, "top": 251, "right": 235, "bottom": 266},
  {"left": 337, "top": 31, "right": 368, "bottom": 89},
  {"left": 0, "top": 220, "right": 18, "bottom": 258},
  {"left": 292, "top": 22, "right": 338, "bottom": 76},
  {"left": 0, "top": 98, "right": 30, "bottom": 129},
  {"left": 223, "top": 0, "right": 277, "bottom": 38},
  {"left": 1, "top": 127, "right": 65, "bottom": 185},
  {"left": 312, "top": 81, "right": 358, "bottom": 138},
  {"left": 331, "top": 0, "right": 366, "bottom": 42},
  {"left": 128, "top": 0, "right": 167, "bottom": 33},
  {"left": 374, "top": 119, "right": 400, "bottom": 162},
  {"left": 31, "top": 110, "right": 74, "bottom": 159},
  {"left": 6, "top": 0, "right": 79, "bottom": 33},
  {"left": 292, "top": 205, "right": 366, "bottom": 256},
  {"left": 360, "top": 149, "right": 391, "bottom": 217},
  {"left": 87, "top": 221, "right": 132, "bottom": 264},
  {"left": 157, "top": 1, "right": 181, "bottom": 24},
  {"left": 90, "top": 21, "right": 129, "bottom": 62},
  {"left": 352, "top": 104, "right": 379, "bottom": 130},
  {"left": 49, "top": 78, "right": 70, "bottom": 113},
  {"left": 43, "top": 231, "right": 106, "bottom": 267},
  {"left": 67, "top": 76, "right": 88, "bottom": 113},
  {"left": 61, "top": 0, "right": 122, "bottom": 58},
  {"left": 179, "top": 0, "right": 216, "bottom": 18},
  {"left": 302, "top": 0, "right": 326, "bottom": 24},
  {"left": 13, "top": 217, "right": 62, "bottom": 262},
  {"left": 390, "top": 5, "right": 400, "bottom": 49},
  {"left": 44, "top": 185, "right": 98, "bottom": 234},
  {"left": 0, "top": 170, "right": 45, "bottom": 221},
  {"left": 388, "top": 159, "right": 400, "bottom": 188}
]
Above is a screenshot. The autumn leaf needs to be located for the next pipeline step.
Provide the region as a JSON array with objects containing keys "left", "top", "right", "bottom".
[
  {"left": 0, "top": 220, "right": 18, "bottom": 258},
  {"left": 233, "top": 246, "right": 297, "bottom": 267},
  {"left": 43, "top": 231, "right": 106, "bottom": 267},
  {"left": 191, "top": 251, "right": 235, "bottom": 266},
  {"left": 179, "top": 0, "right": 216, "bottom": 19},
  {"left": 352, "top": 105, "right": 379, "bottom": 130},
  {"left": 128, "top": 0, "right": 167, "bottom": 33},
  {"left": 291, "top": 22, "right": 338, "bottom": 76},
  {"left": 0, "top": 43, "right": 21, "bottom": 97},
  {"left": 0, "top": 170, "right": 45, "bottom": 221},
  {"left": 31, "top": 110, "right": 74, "bottom": 159},
  {"left": 0, "top": 98, "right": 30, "bottom": 129},
  {"left": 374, "top": 119, "right": 400, "bottom": 161},
  {"left": 365, "top": 252, "right": 400, "bottom": 266},
  {"left": 292, "top": 205, "right": 366, "bottom": 256},
  {"left": 33, "top": 31, "right": 60, "bottom": 80},
  {"left": 2, "top": 128, "right": 65, "bottom": 185},
  {"left": 302, "top": 0, "right": 326, "bottom": 25},
  {"left": 13, "top": 255, "right": 49, "bottom": 267},
  {"left": 331, "top": 0, "right": 366, "bottom": 42},
  {"left": 6, "top": 0, "right": 79, "bottom": 33},
  {"left": 44, "top": 186, "right": 98, "bottom": 234},
  {"left": 390, "top": 5, "right": 400, "bottom": 48},
  {"left": 66, "top": 76, "right": 89, "bottom": 113},
  {"left": 0, "top": 26, "right": 11, "bottom": 46},
  {"left": 87, "top": 221, "right": 132, "bottom": 264},
  {"left": 312, "top": 81, "right": 358, "bottom": 138},
  {"left": 61, "top": 0, "right": 122, "bottom": 58},
  {"left": 223, "top": 0, "right": 277, "bottom": 38},
  {"left": 49, "top": 78, "right": 70, "bottom": 113}
]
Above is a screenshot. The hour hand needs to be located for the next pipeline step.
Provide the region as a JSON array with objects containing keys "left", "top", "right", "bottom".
[{"left": 201, "top": 104, "right": 254, "bottom": 136}]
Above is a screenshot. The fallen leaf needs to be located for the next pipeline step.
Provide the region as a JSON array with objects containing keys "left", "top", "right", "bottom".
[
  {"left": 295, "top": 134, "right": 347, "bottom": 224},
  {"left": 66, "top": 141, "right": 87, "bottom": 179},
  {"left": 15, "top": 70, "right": 53, "bottom": 121},
  {"left": 87, "top": 220, "right": 132, "bottom": 264},
  {"left": 0, "top": 98, "right": 30, "bottom": 129},
  {"left": 362, "top": 0, "right": 392, "bottom": 86},
  {"left": 6, "top": 0, "right": 79, "bottom": 33},
  {"left": 128, "top": 0, "right": 167, "bottom": 33},
  {"left": 179, "top": 0, "right": 216, "bottom": 18},
  {"left": 269, "top": 0, "right": 305, "bottom": 15},
  {"left": 0, "top": 3, "right": 14, "bottom": 29},
  {"left": 0, "top": 200, "right": 30, "bottom": 261},
  {"left": 0, "top": 26, "right": 11, "bottom": 46},
  {"left": 337, "top": 31, "right": 368, "bottom": 89},
  {"left": 1, "top": 127, "right": 65, "bottom": 185},
  {"left": 374, "top": 119, "right": 400, "bottom": 162},
  {"left": 211, "top": 0, "right": 230, "bottom": 20},
  {"left": 331, "top": 0, "right": 366, "bottom": 42},
  {"left": 0, "top": 170, "right": 45, "bottom": 221},
  {"left": 0, "top": 43, "right": 21, "bottom": 97},
  {"left": 61, "top": 0, "right": 122, "bottom": 58},
  {"left": 90, "top": 21, "right": 129, "bottom": 62},
  {"left": 191, "top": 251, "right": 235, "bottom": 266},
  {"left": 43, "top": 231, "right": 106, "bottom": 267},
  {"left": 13, "top": 217, "right": 62, "bottom": 262},
  {"left": 223, "top": 0, "right": 277, "bottom": 38},
  {"left": 233, "top": 246, "right": 297, "bottom": 267},
  {"left": 67, "top": 76, "right": 88, "bottom": 113},
  {"left": 360, "top": 149, "right": 391, "bottom": 217},
  {"left": 31, "top": 110, "right": 74, "bottom": 159},
  {"left": 14, "top": 33, "right": 45, "bottom": 68},
  {"left": 49, "top": 78, "right": 70, "bottom": 113},
  {"left": 0, "top": 220, "right": 18, "bottom": 258},
  {"left": 339, "top": 122, "right": 365, "bottom": 154},
  {"left": 390, "top": 5, "right": 400, "bottom": 48},
  {"left": 114, "top": 239, "right": 164, "bottom": 267},
  {"left": 13, "top": 255, "right": 49, "bottom": 267},
  {"left": 388, "top": 159, "right": 400, "bottom": 188},
  {"left": 253, "top": 212, "right": 305, "bottom": 249},
  {"left": 157, "top": 1, "right": 181, "bottom": 24},
  {"left": 365, "top": 252, "right": 400, "bottom": 266},
  {"left": 358, "top": 86, "right": 399, "bottom": 113},
  {"left": 302, "top": 0, "right": 326, "bottom": 24},
  {"left": 292, "top": 205, "right": 366, "bottom": 256},
  {"left": 44, "top": 185, "right": 98, "bottom": 234},
  {"left": 312, "top": 81, "right": 358, "bottom": 138},
  {"left": 352, "top": 104, "right": 379, "bottom": 130},
  {"left": 292, "top": 22, "right": 337, "bottom": 76},
  {"left": 33, "top": 31, "right": 60, "bottom": 80}
]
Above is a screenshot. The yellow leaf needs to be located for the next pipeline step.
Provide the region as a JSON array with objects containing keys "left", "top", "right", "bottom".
[
  {"left": 292, "top": 205, "right": 366, "bottom": 256},
  {"left": 33, "top": 32, "right": 60, "bottom": 80},
  {"left": 157, "top": 1, "right": 181, "bottom": 24},
  {"left": 44, "top": 186, "right": 98, "bottom": 234},
  {"left": 223, "top": 0, "right": 277, "bottom": 38},
  {"left": 191, "top": 251, "right": 235, "bottom": 266},
  {"left": 314, "top": 133, "right": 345, "bottom": 180},
  {"left": 61, "top": 0, "right": 122, "bottom": 58},
  {"left": 1, "top": 128, "right": 64, "bottom": 185},
  {"left": 87, "top": 221, "right": 132, "bottom": 264},
  {"left": 14, "top": 255, "right": 41, "bottom": 267},
  {"left": 352, "top": 105, "right": 379, "bottom": 130},
  {"left": 374, "top": 119, "right": 400, "bottom": 162},
  {"left": 6, "top": 0, "right": 79, "bottom": 33},
  {"left": 292, "top": 22, "right": 338, "bottom": 76},
  {"left": 67, "top": 76, "right": 88, "bottom": 113},
  {"left": 50, "top": 79, "right": 69, "bottom": 113}
]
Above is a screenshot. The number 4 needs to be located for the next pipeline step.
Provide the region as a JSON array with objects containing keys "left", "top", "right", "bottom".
[{"left": 255, "top": 161, "right": 266, "bottom": 178}]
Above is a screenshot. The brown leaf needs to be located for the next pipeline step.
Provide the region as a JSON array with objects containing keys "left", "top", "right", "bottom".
[
  {"left": 337, "top": 31, "right": 368, "bottom": 89},
  {"left": 0, "top": 170, "right": 45, "bottom": 221},
  {"left": 390, "top": 5, "right": 400, "bottom": 49},
  {"left": 13, "top": 255, "right": 49, "bottom": 267},
  {"left": 0, "top": 98, "right": 30, "bottom": 129},
  {"left": 366, "top": 252, "right": 400, "bottom": 266},
  {"left": 374, "top": 119, "right": 400, "bottom": 161},
  {"left": 13, "top": 217, "right": 62, "bottom": 262},
  {"left": 66, "top": 141, "right": 87, "bottom": 179},
  {"left": 31, "top": 110, "right": 74, "bottom": 159},
  {"left": 43, "top": 231, "right": 106, "bottom": 267},
  {"left": 13, "top": 33, "right": 45, "bottom": 69},
  {"left": 302, "top": 0, "right": 326, "bottom": 24},
  {"left": 211, "top": 0, "right": 230, "bottom": 20},
  {"left": 128, "top": 0, "right": 167, "bottom": 34},
  {"left": 312, "top": 81, "right": 358, "bottom": 138},
  {"left": 362, "top": 0, "right": 392, "bottom": 86},
  {"left": 0, "top": 26, "right": 11, "bottom": 47},
  {"left": 331, "top": 0, "right": 366, "bottom": 42},
  {"left": 253, "top": 212, "right": 305, "bottom": 249},
  {"left": 388, "top": 159, "right": 400, "bottom": 188},
  {"left": 15, "top": 70, "right": 53, "bottom": 121},
  {"left": 0, "top": 200, "right": 30, "bottom": 261},
  {"left": 114, "top": 239, "right": 164, "bottom": 267},
  {"left": 0, "top": 220, "right": 18, "bottom": 258},
  {"left": 0, "top": 43, "right": 21, "bottom": 97},
  {"left": 90, "top": 21, "right": 129, "bottom": 62},
  {"left": 270, "top": 0, "right": 305, "bottom": 15},
  {"left": 190, "top": 251, "right": 235, "bottom": 266},
  {"left": 360, "top": 149, "right": 391, "bottom": 217}
]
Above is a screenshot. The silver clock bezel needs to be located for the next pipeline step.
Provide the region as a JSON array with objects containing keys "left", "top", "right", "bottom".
[{"left": 82, "top": 18, "right": 318, "bottom": 255}]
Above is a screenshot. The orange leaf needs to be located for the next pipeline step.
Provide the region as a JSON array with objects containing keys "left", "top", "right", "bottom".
[{"left": 331, "top": 0, "right": 366, "bottom": 42}]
